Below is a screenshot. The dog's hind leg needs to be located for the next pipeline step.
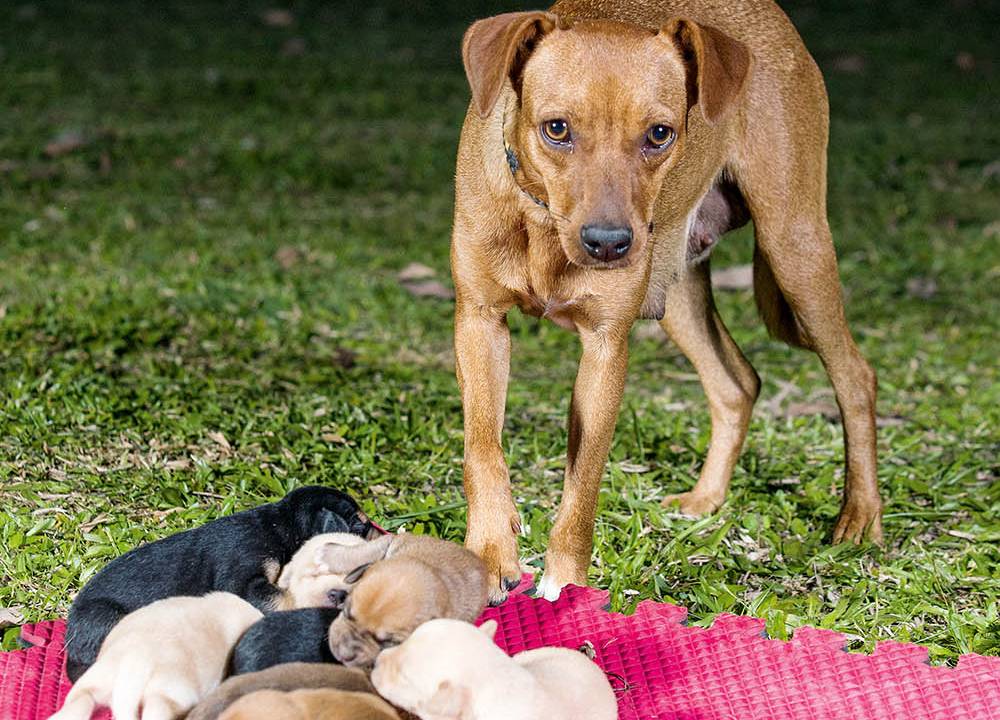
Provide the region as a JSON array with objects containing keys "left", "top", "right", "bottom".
[
  {"left": 659, "top": 261, "right": 761, "bottom": 515},
  {"left": 734, "top": 75, "right": 882, "bottom": 543}
]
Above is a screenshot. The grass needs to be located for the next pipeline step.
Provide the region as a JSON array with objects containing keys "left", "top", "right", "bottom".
[{"left": 1, "top": 0, "right": 997, "bottom": 662}]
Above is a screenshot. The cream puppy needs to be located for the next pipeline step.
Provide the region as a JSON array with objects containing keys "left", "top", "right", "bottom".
[
  {"left": 50, "top": 592, "right": 262, "bottom": 720},
  {"left": 326, "top": 535, "right": 488, "bottom": 668},
  {"left": 276, "top": 532, "right": 386, "bottom": 609},
  {"left": 371, "top": 619, "right": 617, "bottom": 720}
]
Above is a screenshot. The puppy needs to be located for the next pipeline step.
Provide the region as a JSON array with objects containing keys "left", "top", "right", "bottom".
[
  {"left": 326, "top": 535, "right": 488, "bottom": 668},
  {"left": 276, "top": 531, "right": 387, "bottom": 610},
  {"left": 219, "top": 688, "right": 400, "bottom": 720},
  {"left": 188, "top": 662, "right": 373, "bottom": 720},
  {"left": 51, "top": 592, "right": 262, "bottom": 720},
  {"left": 372, "top": 619, "right": 617, "bottom": 720},
  {"left": 66, "top": 486, "right": 375, "bottom": 681},
  {"left": 230, "top": 608, "right": 340, "bottom": 675}
]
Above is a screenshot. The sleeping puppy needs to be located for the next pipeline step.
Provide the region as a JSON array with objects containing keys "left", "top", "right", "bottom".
[
  {"left": 371, "top": 619, "right": 618, "bottom": 720},
  {"left": 219, "top": 688, "right": 400, "bottom": 720},
  {"left": 188, "top": 662, "right": 373, "bottom": 720},
  {"left": 230, "top": 608, "right": 341, "bottom": 675},
  {"left": 65, "top": 486, "right": 375, "bottom": 681},
  {"left": 275, "top": 532, "right": 386, "bottom": 610},
  {"left": 51, "top": 592, "right": 262, "bottom": 720},
  {"left": 326, "top": 534, "right": 488, "bottom": 668}
]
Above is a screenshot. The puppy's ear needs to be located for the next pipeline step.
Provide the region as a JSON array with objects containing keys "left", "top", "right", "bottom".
[
  {"left": 423, "top": 680, "right": 470, "bottom": 719},
  {"left": 317, "top": 507, "right": 350, "bottom": 534},
  {"left": 478, "top": 620, "right": 498, "bottom": 640},
  {"left": 660, "top": 18, "right": 751, "bottom": 125},
  {"left": 462, "top": 11, "right": 560, "bottom": 119},
  {"left": 320, "top": 535, "right": 391, "bottom": 574},
  {"left": 343, "top": 562, "right": 374, "bottom": 585}
]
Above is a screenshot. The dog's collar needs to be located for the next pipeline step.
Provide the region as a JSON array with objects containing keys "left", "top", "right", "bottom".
[
  {"left": 501, "top": 100, "right": 549, "bottom": 211},
  {"left": 503, "top": 139, "right": 549, "bottom": 210}
]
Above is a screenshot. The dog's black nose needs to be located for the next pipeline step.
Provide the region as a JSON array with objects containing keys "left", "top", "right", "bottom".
[{"left": 580, "top": 224, "right": 633, "bottom": 262}]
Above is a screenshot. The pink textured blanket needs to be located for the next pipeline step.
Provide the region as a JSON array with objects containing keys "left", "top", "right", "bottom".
[{"left": 3, "top": 577, "right": 998, "bottom": 720}]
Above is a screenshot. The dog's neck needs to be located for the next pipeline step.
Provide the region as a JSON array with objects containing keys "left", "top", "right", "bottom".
[{"left": 501, "top": 99, "right": 549, "bottom": 211}]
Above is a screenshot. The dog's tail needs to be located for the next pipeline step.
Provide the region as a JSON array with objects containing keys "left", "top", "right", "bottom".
[{"left": 751, "top": 243, "right": 812, "bottom": 350}]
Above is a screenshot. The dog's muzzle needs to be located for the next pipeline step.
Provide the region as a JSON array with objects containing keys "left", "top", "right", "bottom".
[{"left": 580, "top": 224, "right": 633, "bottom": 262}]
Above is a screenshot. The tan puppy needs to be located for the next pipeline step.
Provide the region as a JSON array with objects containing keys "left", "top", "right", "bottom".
[
  {"left": 218, "top": 688, "right": 400, "bottom": 720},
  {"left": 187, "top": 663, "right": 374, "bottom": 720},
  {"left": 372, "top": 619, "right": 617, "bottom": 720},
  {"left": 326, "top": 535, "right": 488, "bottom": 668},
  {"left": 453, "top": 1, "right": 882, "bottom": 604},
  {"left": 276, "top": 532, "right": 382, "bottom": 610},
  {"left": 50, "top": 592, "right": 262, "bottom": 720}
]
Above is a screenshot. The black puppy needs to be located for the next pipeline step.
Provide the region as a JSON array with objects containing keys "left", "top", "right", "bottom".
[
  {"left": 65, "top": 486, "right": 374, "bottom": 681},
  {"left": 230, "top": 607, "right": 340, "bottom": 675}
]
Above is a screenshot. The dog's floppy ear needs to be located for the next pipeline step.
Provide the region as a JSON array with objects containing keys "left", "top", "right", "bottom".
[
  {"left": 462, "top": 11, "right": 560, "bottom": 119},
  {"left": 477, "top": 619, "right": 498, "bottom": 640},
  {"left": 423, "top": 679, "right": 470, "bottom": 719},
  {"left": 343, "top": 562, "right": 374, "bottom": 585},
  {"left": 661, "top": 18, "right": 751, "bottom": 125}
]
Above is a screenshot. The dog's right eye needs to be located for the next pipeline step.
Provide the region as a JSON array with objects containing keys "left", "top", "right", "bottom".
[{"left": 541, "top": 119, "right": 571, "bottom": 145}]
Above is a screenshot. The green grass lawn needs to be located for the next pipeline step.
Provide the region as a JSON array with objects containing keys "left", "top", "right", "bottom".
[{"left": 1, "top": 0, "right": 997, "bottom": 661}]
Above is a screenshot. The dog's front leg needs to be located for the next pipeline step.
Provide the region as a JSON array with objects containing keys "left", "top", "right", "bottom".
[
  {"left": 455, "top": 296, "right": 522, "bottom": 605},
  {"left": 538, "top": 325, "right": 630, "bottom": 601}
]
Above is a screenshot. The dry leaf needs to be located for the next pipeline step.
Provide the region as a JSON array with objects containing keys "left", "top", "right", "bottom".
[
  {"left": 906, "top": 277, "right": 938, "bottom": 299},
  {"left": 954, "top": 52, "right": 975, "bottom": 71},
  {"left": 321, "top": 433, "right": 347, "bottom": 444},
  {"left": 207, "top": 431, "right": 232, "bottom": 452},
  {"left": 397, "top": 262, "right": 437, "bottom": 282},
  {"left": 261, "top": 9, "right": 294, "bottom": 27},
  {"left": 44, "top": 130, "right": 87, "bottom": 158},
  {"left": 618, "top": 462, "right": 651, "bottom": 474},
  {"left": 785, "top": 400, "right": 840, "bottom": 421},
  {"left": 832, "top": 54, "right": 866, "bottom": 74},
  {"left": 0, "top": 606, "right": 25, "bottom": 629},
  {"left": 274, "top": 245, "right": 302, "bottom": 269},
  {"left": 711, "top": 264, "right": 753, "bottom": 291},
  {"left": 402, "top": 279, "right": 454, "bottom": 300}
]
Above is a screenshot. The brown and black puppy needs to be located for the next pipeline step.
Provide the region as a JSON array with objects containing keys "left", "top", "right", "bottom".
[
  {"left": 453, "top": 1, "right": 882, "bottom": 603},
  {"left": 188, "top": 663, "right": 374, "bottom": 720},
  {"left": 326, "top": 535, "right": 489, "bottom": 668},
  {"left": 219, "top": 689, "right": 400, "bottom": 720}
]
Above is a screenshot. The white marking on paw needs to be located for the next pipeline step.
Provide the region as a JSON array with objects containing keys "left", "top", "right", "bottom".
[{"left": 536, "top": 574, "right": 565, "bottom": 602}]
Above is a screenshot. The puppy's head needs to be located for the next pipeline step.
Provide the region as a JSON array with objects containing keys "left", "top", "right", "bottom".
[
  {"left": 277, "top": 532, "right": 373, "bottom": 609},
  {"left": 372, "top": 619, "right": 501, "bottom": 718},
  {"left": 326, "top": 559, "right": 445, "bottom": 668},
  {"left": 219, "top": 690, "right": 306, "bottom": 720},
  {"left": 462, "top": 12, "right": 751, "bottom": 269},
  {"left": 281, "top": 486, "right": 379, "bottom": 541}
]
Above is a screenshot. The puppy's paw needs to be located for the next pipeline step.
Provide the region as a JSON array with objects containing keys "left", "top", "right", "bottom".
[
  {"left": 466, "top": 513, "right": 523, "bottom": 606},
  {"left": 660, "top": 490, "right": 725, "bottom": 517},
  {"left": 832, "top": 495, "right": 883, "bottom": 545}
]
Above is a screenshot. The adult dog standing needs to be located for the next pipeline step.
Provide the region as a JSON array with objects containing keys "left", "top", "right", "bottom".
[{"left": 453, "top": 0, "right": 882, "bottom": 603}]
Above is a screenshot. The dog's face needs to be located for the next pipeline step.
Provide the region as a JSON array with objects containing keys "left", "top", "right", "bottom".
[
  {"left": 462, "top": 13, "right": 750, "bottom": 270},
  {"left": 326, "top": 561, "right": 438, "bottom": 668},
  {"left": 277, "top": 532, "right": 371, "bottom": 609},
  {"left": 372, "top": 620, "right": 499, "bottom": 719}
]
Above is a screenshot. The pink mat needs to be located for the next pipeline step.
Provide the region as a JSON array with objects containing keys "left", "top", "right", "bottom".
[{"left": 3, "top": 578, "right": 999, "bottom": 720}]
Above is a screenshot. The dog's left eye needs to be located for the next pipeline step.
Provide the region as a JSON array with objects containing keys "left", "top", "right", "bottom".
[
  {"left": 541, "top": 119, "right": 571, "bottom": 145},
  {"left": 645, "top": 124, "right": 676, "bottom": 150},
  {"left": 377, "top": 637, "right": 398, "bottom": 649}
]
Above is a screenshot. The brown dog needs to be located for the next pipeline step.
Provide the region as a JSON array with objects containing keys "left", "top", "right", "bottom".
[
  {"left": 187, "top": 663, "right": 374, "bottom": 720},
  {"left": 218, "top": 689, "right": 400, "bottom": 720},
  {"left": 453, "top": 0, "right": 882, "bottom": 603},
  {"left": 326, "top": 534, "right": 489, "bottom": 668}
]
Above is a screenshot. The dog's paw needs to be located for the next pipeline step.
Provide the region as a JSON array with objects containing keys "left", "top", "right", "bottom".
[
  {"left": 661, "top": 490, "right": 725, "bottom": 517},
  {"left": 466, "top": 514, "right": 523, "bottom": 606},
  {"left": 832, "top": 496, "right": 883, "bottom": 544},
  {"left": 536, "top": 573, "right": 566, "bottom": 602}
]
